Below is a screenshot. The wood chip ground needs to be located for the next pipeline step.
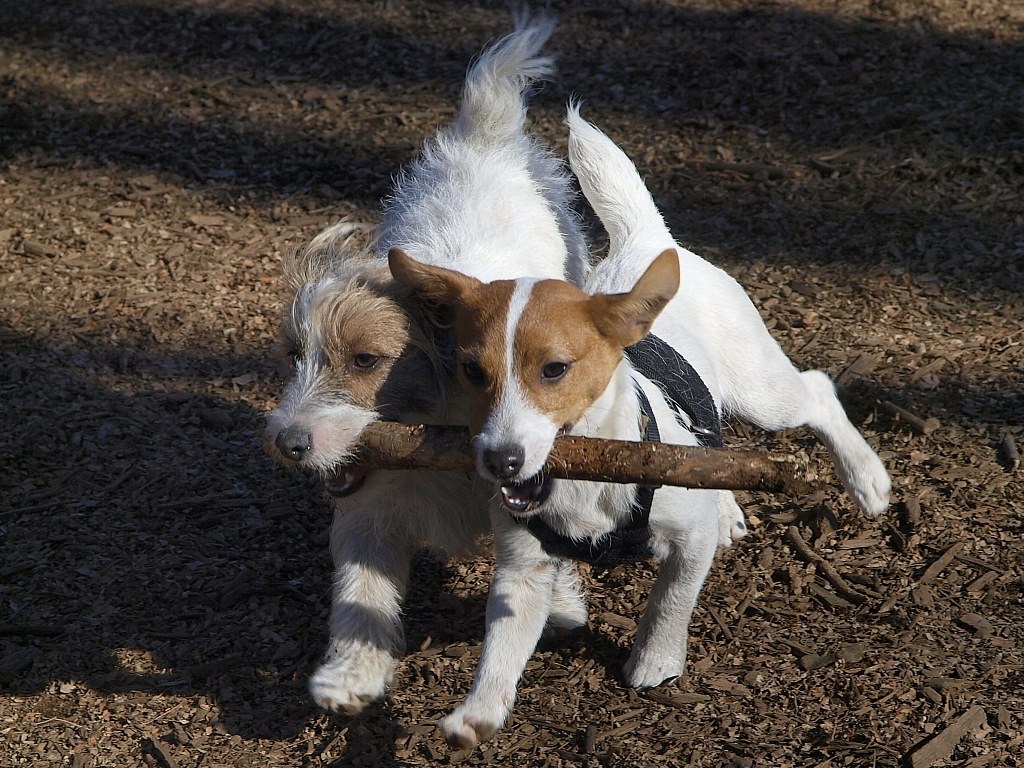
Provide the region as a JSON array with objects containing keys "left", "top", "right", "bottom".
[{"left": 1, "top": 1, "right": 1021, "bottom": 766}]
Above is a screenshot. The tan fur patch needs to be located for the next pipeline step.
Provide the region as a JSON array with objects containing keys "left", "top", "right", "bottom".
[
  {"left": 315, "top": 278, "right": 411, "bottom": 409},
  {"left": 443, "top": 250, "right": 679, "bottom": 434},
  {"left": 513, "top": 281, "right": 624, "bottom": 429},
  {"left": 443, "top": 279, "right": 622, "bottom": 434},
  {"left": 282, "top": 265, "right": 440, "bottom": 418},
  {"left": 447, "top": 280, "right": 516, "bottom": 432}
]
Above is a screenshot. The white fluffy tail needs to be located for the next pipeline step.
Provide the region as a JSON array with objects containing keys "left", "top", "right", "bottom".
[
  {"left": 454, "top": 13, "right": 556, "bottom": 144},
  {"left": 566, "top": 104, "right": 671, "bottom": 255}
]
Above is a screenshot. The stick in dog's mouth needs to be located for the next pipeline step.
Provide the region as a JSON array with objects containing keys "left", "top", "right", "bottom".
[
  {"left": 326, "top": 462, "right": 373, "bottom": 498},
  {"left": 500, "top": 472, "right": 553, "bottom": 514}
]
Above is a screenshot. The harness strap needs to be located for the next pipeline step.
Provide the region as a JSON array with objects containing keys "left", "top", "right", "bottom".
[
  {"left": 512, "top": 334, "right": 722, "bottom": 566},
  {"left": 518, "top": 381, "right": 659, "bottom": 566},
  {"left": 624, "top": 334, "right": 723, "bottom": 448}
]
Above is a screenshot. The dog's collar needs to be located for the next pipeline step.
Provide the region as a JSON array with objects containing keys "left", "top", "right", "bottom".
[
  {"left": 514, "top": 381, "right": 660, "bottom": 567},
  {"left": 511, "top": 335, "right": 722, "bottom": 566}
]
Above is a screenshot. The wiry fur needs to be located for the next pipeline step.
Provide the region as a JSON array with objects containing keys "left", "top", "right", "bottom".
[
  {"left": 379, "top": 14, "right": 588, "bottom": 286},
  {"left": 406, "top": 108, "right": 891, "bottom": 748},
  {"left": 264, "top": 16, "right": 589, "bottom": 716},
  {"left": 267, "top": 222, "right": 447, "bottom": 476}
]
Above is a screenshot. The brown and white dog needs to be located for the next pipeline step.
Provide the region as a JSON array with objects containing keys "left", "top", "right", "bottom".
[
  {"left": 265, "top": 17, "right": 589, "bottom": 716},
  {"left": 390, "top": 105, "right": 891, "bottom": 747}
]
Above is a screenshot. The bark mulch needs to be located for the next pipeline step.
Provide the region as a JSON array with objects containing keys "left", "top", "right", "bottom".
[{"left": 1, "top": 1, "right": 1021, "bottom": 766}]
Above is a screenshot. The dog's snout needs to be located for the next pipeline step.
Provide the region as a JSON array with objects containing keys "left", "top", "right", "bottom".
[
  {"left": 275, "top": 426, "right": 313, "bottom": 461},
  {"left": 482, "top": 444, "right": 525, "bottom": 479}
]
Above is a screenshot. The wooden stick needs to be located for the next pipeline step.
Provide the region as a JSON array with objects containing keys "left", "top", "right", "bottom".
[
  {"left": 881, "top": 400, "right": 940, "bottom": 435},
  {"left": 905, "top": 705, "right": 987, "bottom": 768},
  {"left": 785, "top": 526, "right": 876, "bottom": 604},
  {"left": 356, "top": 422, "right": 815, "bottom": 495},
  {"left": 920, "top": 542, "right": 963, "bottom": 584}
]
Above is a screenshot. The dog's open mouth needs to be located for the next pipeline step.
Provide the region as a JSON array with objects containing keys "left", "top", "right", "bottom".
[
  {"left": 501, "top": 473, "right": 553, "bottom": 514},
  {"left": 326, "top": 462, "right": 372, "bottom": 497}
]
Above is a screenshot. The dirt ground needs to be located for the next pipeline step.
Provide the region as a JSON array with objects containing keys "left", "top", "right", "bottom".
[{"left": 2, "top": 1, "right": 1022, "bottom": 766}]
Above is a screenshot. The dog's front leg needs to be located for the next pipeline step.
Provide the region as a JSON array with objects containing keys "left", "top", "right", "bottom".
[
  {"left": 624, "top": 505, "right": 719, "bottom": 689},
  {"left": 442, "top": 515, "right": 555, "bottom": 749},
  {"left": 309, "top": 503, "right": 413, "bottom": 715}
]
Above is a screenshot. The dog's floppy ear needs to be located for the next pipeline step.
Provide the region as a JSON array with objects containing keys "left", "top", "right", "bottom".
[
  {"left": 388, "top": 247, "right": 483, "bottom": 328},
  {"left": 589, "top": 248, "right": 680, "bottom": 348},
  {"left": 388, "top": 247, "right": 482, "bottom": 303}
]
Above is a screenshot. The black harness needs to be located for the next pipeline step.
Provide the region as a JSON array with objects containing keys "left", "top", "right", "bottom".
[
  {"left": 626, "top": 334, "right": 723, "bottom": 450},
  {"left": 513, "top": 334, "right": 722, "bottom": 566}
]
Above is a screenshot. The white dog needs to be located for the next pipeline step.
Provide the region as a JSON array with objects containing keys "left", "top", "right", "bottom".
[
  {"left": 389, "top": 105, "right": 891, "bottom": 747},
  {"left": 265, "top": 16, "right": 589, "bottom": 715}
]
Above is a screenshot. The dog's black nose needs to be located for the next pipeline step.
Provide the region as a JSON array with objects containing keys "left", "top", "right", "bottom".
[
  {"left": 482, "top": 445, "right": 525, "bottom": 479},
  {"left": 275, "top": 426, "right": 312, "bottom": 461}
]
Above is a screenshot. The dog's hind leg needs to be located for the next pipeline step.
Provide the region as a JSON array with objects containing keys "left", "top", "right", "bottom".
[
  {"left": 794, "top": 369, "right": 891, "bottom": 516},
  {"left": 546, "top": 559, "right": 588, "bottom": 632},
  {"left": 308, "top": 505, "right": 413, "bottom": 715},
  {"left": 724, "top": 347, "right": 891, "bottom": 517}
]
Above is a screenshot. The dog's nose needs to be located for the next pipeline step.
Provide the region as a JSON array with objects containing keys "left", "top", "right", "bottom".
[
  {"left": 275, "top": 426, "right": 313, "bottom": 461},
  {"left": 482, "top": 445, "right": 525, "bottom": 479}
]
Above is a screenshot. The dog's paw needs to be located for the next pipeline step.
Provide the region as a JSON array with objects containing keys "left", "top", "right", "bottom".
[
  {"left": 728, "top": 516, "right": 748, "bottom": 542},
  {"left": 624, "top": 649, "right": 685, "bottom": 690},
  {"left": 309, "top": 646, "right": 396, "bottom": 715},
  {"left": 440, "top": 699, "right": 509, "bottom": 749},
  {"left": 717, "top": 497, "right": 748, "bottom": 548},
  {"left": 854, "top": 459, "right": 892, "bottom": 518},
  {"left": 842, "top": 449, "right": 892, "bottom": 518}
]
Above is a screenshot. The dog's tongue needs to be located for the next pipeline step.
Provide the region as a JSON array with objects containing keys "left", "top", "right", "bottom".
[{"left": 327, "top": 462, "right": 372, "bottom": 497}]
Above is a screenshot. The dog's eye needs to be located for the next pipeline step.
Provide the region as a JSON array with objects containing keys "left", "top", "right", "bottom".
[
  {"left": 541, "top": 361, "right": 570, "bottom": 381},
  {"left": 462, "top": 360, "right": 486, "bottom": 386},
  {"left": 276, "top": 341, "right": 301, "bottom": 373},
  {"left": 279, "top": 328, "right": 301, "bottom": 365},
  {"left": 351, "top": 353, "right": 381, "bottom": 371}
]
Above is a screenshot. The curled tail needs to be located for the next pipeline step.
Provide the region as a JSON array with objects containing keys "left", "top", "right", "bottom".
[
  {"left": 566, "top": 103, "right": 672, "bottom": 256},
  {"left": 454, "top": 12, "right": 556, "bottom": 144}
]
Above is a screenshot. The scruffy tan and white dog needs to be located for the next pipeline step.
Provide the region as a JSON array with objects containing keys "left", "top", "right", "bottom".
[
  {"left": 390, "top": 106, "right": 891, "bottom": 747},
  {"left": 265, "top": 16, "right": 589, "bottom": 715}
]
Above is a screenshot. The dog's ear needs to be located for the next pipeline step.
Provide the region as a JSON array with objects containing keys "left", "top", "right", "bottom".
[
  {"left": 388, "top": 247, "right": 483, "bottom": 329},
  {"left": 589, "top": 248, "right": 679, "bottom": 347},
  {"left": 388, "top": 247, "right": 481, "bottom": 303}
]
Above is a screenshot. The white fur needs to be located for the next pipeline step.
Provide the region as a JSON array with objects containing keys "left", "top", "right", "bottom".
[
  {"left": 266, "top": 17, "right": 588, "bottom": 715},
  {"left": 474, "top": 279, "right": 565, "bottom": 481},
  {"left": 309, "top": 470, "right": 490, "bottom": 713},
  {"left": 267, "top": 275, "right": 379, "bottom": 476},
  {"left": 568, "top": 105, "right": 890, "bottom": 516},
  {"left": 442, "top": 107, "right": 890, "bottom": 745},
  {"left": 378, "top": 19, "right": 588, "bottom": 286}
]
